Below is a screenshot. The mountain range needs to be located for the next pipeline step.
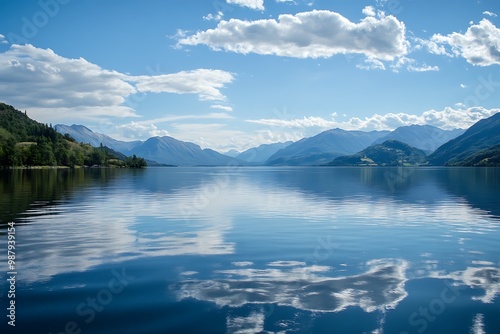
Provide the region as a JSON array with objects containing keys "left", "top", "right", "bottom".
[
  {"left": 55, "top": 124, "right": 243, "bottom": 166},
  {"left": 54, "top": 113, "right": 500, "bottom": 167},
  {"left": 372, "top": 125, "right": 464, "bottom": 153},
  {"left": 265, "top": 129, "right": 390, "bottom": 165},
  {"left": 127, "top": 136, "right": 241, "bottom": 166},
  {"left": 235, "top": 141, "right": 293, "bottom": 163}
]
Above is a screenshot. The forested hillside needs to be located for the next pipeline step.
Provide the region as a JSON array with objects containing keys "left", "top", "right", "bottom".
[{"left": 0, "top": 103, "right": 145, "bottom": 168}]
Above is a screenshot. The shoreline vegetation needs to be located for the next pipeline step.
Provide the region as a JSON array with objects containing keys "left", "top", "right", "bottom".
[{"left": 0, "top": 103, "right": 146, "bottom": 169}]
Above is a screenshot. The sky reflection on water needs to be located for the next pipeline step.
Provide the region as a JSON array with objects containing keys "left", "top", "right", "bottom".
[{"left": 1, "top": 167, "right": 499, "bottom": 333}]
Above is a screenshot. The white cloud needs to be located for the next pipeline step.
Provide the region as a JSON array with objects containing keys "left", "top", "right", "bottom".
[
  {"left": 116, "top": 121, "right": 169, "bottom": 139},
  {"left": 247, "top": 106, "right": 500, "bottom": 131},
  {"left": 460, "top": 83, "right": 467, "bottom": 89},
  {"left": 414, "top": 37, "right": 453, "bottom": 56},
  {"left": 357, "top": 57, "right": 386, "bottom": 70},
  {"left": 133, "top": 69, "right": 235, "bottom": 101},
  {"left": 483, "top": 11, "right": 497, "bottom": 17},
  {"left": 210, "top": 104, "right": 233, "bottom": 112},
  {"left": 248, "top": 116, "right": 336, "bottom": 128},
  {"left": 226, "top": 0, "right": 264, "bottom": 10},
  {"left": 0, "top": 44, "right": 136, "bottom": 110},
  {"left": 203, "top": 11, "right": 224, "bottom": 21},
  {"left": 0, "top": 34, "right": 7, "bottom": 44},
  {"left": 430, "top": 19, "right": 500, "bottom": 66},
  {"left": 407, "top": 63, "right": 439, "bottom": 72},
  {"left": 178, "top": 10, "right": 408, "bottom": 61},
  {"left": 0, "top": 44, "right": 234, "bottom": 122},
  {"left": 169, "top": 123, "right": 248, "bottom": 149},
  {"left": 362, "top": 6, "right": 376, "bottom": 17},
  {"left": 275, "top": 0, "right": 296, "bottom": 3},
  {"left": 389, "top": 56, "right": 439, "bottom": 73},
  {"left": 112, "top": 113, "right": 236, "bottom": 141},
  {"left": 27, "top": 106, "right": 139, "bottom": 125}
]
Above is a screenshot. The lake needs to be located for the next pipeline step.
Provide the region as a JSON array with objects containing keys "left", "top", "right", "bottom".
[{"left": 1, "top": 167, "right": 499, "bottom": 334}]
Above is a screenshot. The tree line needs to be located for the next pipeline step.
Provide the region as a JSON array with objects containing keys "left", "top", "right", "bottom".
[{"left": 0, "top": 103, "right": 146, "bottom": 168}]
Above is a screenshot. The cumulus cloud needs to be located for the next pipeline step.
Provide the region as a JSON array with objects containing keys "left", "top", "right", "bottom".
[
  {"left": 0, "top": 44, "right": 234, "bottom": 121},
  {"left": 0, "top": 34, "right": 7, "bottom": 44},
  {"left": 362, "top": 6, "right": 376, "bottom": 17},
  {"left": 0, "top": 44, "right": 136, "bottom": 110},
  {"left": 429, "top": 19, "right": 500, "bottom": 66},
  {"left": 247, "top": 106, "right": 500, "bottom": 131},
  {"left": 227, "top": 0, "right": 264, "bottom": 10},
  {"left": 178, "top": 10, "right": 408, "bottom": 61}
]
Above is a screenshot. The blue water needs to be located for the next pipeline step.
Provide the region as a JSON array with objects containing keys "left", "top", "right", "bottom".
[{"left": 1, "top": 167, "right": 499, "bottom": 333}]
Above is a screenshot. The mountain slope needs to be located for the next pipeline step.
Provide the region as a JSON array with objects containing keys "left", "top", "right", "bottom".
[
  {"left": 129, "top": 136, "right": 243, "bottom": 166},
  {"left": 55, "top": 124, "right": 142, "bottom": 153},
  {"left": 237, "top": 141, "right": 293, "bottom": 163},
  {"left": 429, "top": 112, "right": 500, "bottom": 165},
  {"left": 266, "top": 129, "right": 389, "bottom": 165},
  {"left": 330, "top": 140, "right": 428, "bottom": 166},
  {"left": 452, "top": 144, "right": 500, "bottom": 166},
  {"left": 373, "top": 125, "right": 464, "bottom": 153},
  {"left": 0, "top": 103, "right": 144, "bottom": 167}
]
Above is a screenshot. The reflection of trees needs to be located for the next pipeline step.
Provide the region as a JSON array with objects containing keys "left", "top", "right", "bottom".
[
  {"left": 433, "top": 167, "right": 500, "bottom": 218},
  {"left": 0, "top": 168, "right": 123, "bottom": 225},
  {"left": 260, "top": 167, "right": 500, "bottom": 217}
]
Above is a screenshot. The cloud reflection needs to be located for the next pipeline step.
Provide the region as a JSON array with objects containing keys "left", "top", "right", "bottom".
[
  {"left": 460, "top": 267, "right": 500, "bottom": 303},
  {"left": 11, "top": 168, "right": 500, "bottom": 288},
  {"left": 429, "top": 266, "right": 500, "bottom": 304},
  {"left": 175, "top": 258, "right": 409, "bottom": 313}
]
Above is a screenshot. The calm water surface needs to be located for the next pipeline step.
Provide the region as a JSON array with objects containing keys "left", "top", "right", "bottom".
[{"left": 1, "top": 167, "right": 499, "bottom": 333}]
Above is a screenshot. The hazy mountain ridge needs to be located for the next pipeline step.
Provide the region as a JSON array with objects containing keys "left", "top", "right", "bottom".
[
  {"left": 55, "top": 124, "right": 142, "bottom": 153},
  {"left": 265, "top": 129, "right": 390, "bottom": 165},
  {"left": 373, "top": 125, "right": 464, "bottom": 153},
  {"left": 55, "top": 124, "right": 243, "bottom": 166},
  {"left": 128, "top": 136, "right": 243, "bottom": 166},
  {"left": 237, "top": 141, "right": 293, "bottom": 163}
]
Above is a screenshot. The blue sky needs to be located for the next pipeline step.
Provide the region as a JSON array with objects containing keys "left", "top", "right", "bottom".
[{"left": 0, "top": 0, "right": 499, "bottom": 152}]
